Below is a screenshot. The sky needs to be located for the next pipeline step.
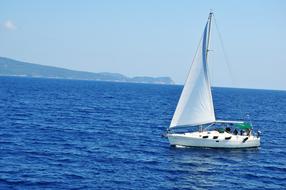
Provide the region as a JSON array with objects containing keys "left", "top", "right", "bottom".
[{"left": 0, "top": 0, "right": 285, "bottom": 90}]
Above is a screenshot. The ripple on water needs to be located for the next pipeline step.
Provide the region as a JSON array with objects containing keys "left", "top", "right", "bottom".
[{"left": 0, "top": 77, "right": 286, "bottom": 189}]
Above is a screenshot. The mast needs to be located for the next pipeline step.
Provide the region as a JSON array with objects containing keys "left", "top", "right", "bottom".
[
  {"left": 204, "top": 11, "right": 216, "bottom": 122},
  {"left": 206, "top": 11, "right": 213, "bottom": 61}
]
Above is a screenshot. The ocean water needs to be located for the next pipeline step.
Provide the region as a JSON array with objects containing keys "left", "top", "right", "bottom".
[{"left": 0, "top": 76, "right": 286, "bottom": 190}]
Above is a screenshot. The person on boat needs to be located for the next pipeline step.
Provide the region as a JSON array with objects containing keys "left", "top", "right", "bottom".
[
  {"left": 216, "top": 128, "right": 224, "bottom": 133},
  {"left": 246, "top": 129, "right": 251, "bottom": 136},
  {"left": 240, "top": 130, "right": 244, "bottom": 136},
  {"left": 233, "top": 129, "right": 238, "bottom": 135}
]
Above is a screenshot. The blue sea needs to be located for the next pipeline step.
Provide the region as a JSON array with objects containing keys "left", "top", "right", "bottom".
[{"left": 0, "top": 76, "right": 286, "bottom": 190}]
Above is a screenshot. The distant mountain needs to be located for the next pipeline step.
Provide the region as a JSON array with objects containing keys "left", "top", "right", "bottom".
[{"left": 0, "top": 57, "right": 174, "bottom": 85}]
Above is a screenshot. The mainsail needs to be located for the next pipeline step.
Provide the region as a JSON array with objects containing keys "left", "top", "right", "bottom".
[{"left": 170, "top": 15, "right": 215, "bottom": 128}]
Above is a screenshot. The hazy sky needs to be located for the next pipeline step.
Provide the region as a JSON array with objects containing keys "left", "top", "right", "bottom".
[{"left": 0, "top": 0, "right": 285, "bottom": 90}]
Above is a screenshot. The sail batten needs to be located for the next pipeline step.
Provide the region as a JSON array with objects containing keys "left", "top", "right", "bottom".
[{"left": 170, "top": 17, "right": 215, "bottom": 129}]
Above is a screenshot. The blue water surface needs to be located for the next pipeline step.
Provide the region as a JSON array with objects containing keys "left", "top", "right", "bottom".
[{"left": 0, "top": 76, "right": 285, "bottom": 190}]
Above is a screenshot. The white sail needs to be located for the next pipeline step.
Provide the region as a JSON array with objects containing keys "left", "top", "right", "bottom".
[{"left": 170, "top": 20, "right": 215, "bottom": 128}]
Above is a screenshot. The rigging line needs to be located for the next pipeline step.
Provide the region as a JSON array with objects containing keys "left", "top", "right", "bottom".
[
  {"left": 213, "top": 15, "right": 246, "bottom": 121},
  {"left": 213, "top": 15, "right": 237, "bottom": 86}
]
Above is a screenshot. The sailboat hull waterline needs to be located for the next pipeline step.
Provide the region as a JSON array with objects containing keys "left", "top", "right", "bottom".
[
  {"left": 167, "top": 131, "right": 260, "bottom": 148},
  {"left": 166, "top": 12, "right": 261, "bottom": 148}
]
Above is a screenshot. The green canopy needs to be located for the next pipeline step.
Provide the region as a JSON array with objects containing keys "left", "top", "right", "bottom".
[{"left": 235, "top": 123, "right": 252, "bottom": 130}]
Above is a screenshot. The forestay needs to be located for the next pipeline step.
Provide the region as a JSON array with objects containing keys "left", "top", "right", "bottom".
[{"left": 170, "top": 19, "right": 215, "bottom": 129}]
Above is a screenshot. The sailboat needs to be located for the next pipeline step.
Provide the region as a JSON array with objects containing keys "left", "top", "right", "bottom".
[{"left": 166, "top": 12, "right": 260, "bottom": 148}]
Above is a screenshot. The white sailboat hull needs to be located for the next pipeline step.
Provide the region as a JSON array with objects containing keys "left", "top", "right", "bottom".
[{"left": 167, "top": 131, "right": 260, "bottom": 148}]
